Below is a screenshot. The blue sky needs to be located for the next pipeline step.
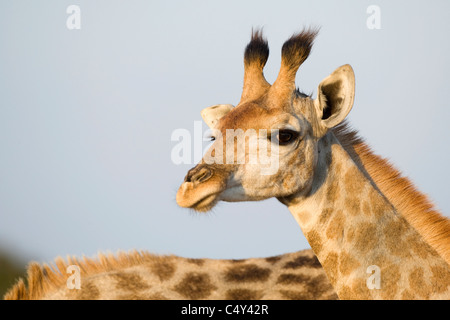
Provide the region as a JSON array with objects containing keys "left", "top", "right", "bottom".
[{"left": 0, "top": 0, "right": 449, "bottom": 263}]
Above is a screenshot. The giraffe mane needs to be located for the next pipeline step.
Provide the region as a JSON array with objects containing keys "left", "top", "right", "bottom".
[
  {"left": 332, "top": 122, "right": 450, "bottom": 265},
  {"left": 3, "top": 250, "right": 156, "bottom": 300}
]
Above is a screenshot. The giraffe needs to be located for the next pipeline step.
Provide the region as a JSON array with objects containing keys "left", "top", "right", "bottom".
[
  {"left": 5, "top": 28, "right": 450, "bottom": 301},
  {"left": 176, "top": 28, "right": 450, "bottom": 299},
  {"left": 4, "top": 249, "right": 337, "bottom": 300}
]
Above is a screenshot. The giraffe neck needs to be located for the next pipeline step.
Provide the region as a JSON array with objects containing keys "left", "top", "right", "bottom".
[{"left": 283, "top": 133, "right": 450, "bottom": 299}]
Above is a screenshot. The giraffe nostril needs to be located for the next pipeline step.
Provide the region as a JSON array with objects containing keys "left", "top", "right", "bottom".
[
  {"left": 192, "top": 167, "right": 213, "bottom": 183},
  {"left": 185, "top": 166, "right": 213, "bottom": 183}
]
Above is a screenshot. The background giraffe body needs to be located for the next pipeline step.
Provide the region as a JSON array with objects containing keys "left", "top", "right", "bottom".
[{"left": 4, "top": 249, "right": 337, "bottom": 300}]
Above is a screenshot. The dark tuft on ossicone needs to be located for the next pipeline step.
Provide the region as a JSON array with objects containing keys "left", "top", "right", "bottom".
[
  {"left": 281, "top": 27, "right": 320, "bottom": 71},
  {"left": 244, "top": 29, "right": 270, "bottom": 69}
]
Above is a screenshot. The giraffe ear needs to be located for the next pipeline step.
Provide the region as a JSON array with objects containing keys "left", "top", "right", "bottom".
[
  {"left": 200, "top": 104, "right": 234, "bottom": 129},
  {"left": 314, "top": 64, "right": 355, "bottom": 131}
]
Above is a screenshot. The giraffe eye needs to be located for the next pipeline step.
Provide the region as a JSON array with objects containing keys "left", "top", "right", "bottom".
[{"left": 274, "top": 129, "right": 298, "bottom": 145}]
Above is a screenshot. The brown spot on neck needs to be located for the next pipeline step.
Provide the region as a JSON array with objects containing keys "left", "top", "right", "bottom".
[
  {"left": 321, "top": 252, "right": 339, "bottom": 285},
  {"left": 338, "top": 252, "right": 360, "bottom": 276},
  {"left": 276, "top": 273, "right": 311, "bottom": 285},
  {"left": 379, "top": 263, "right": 401, "bottom": 299},
  {"left": 186, "top": 258, "right": 205, "bottom": 266},
  {"left": 343, "top": 165, "right": 365, "bottom": 195},
  {"left": 325, "top": 209, "right": 345, "bottom": 240},
  {"left": 282, "top": 254, "right": 322, "bottom": 269},
  {"left": 148, "top": 257, "right": 176, "bottom": 281},
  {"left": 324, "top": 178, "right": 339, "bottom": 207},
  {"left": 265, "top": 255, "right": 283, "bottom": 264},
  {"left": 112, "top": 272, "right": 150, "bottom": 292},
  {"left": 430, "top": 266, "right": 450, "bottom": 294},
  {"left": 224, "top": 264, "right": 271, "bottom": 282},
  {"left": 305, "top": 230, "right": 323, "bottom": 256},
  {"left": 345, "top": 196, "right": 361, "bottom": 216},
  {"left": 348, "top": 222, "right": 378, "bottom": 254},
  {"left": 279, "top": 274, "right": 336, "bottom": 300},
  {"left": 69, "top": 280, "right": 100, "bottom": 300},
  {"left": 174, "top": 272, "right": 217, "bottom": 299},
  {"left": 408, "top": 267, "right": 431, "bottom": 299}
]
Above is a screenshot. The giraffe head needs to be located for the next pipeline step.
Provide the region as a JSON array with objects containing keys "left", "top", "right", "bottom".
[{"left": 176, "top": 28, "right": 355, "bottom": 212}]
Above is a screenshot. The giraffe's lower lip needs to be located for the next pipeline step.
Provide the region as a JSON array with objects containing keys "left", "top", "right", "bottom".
[
  {"left": 176, "top": 182, "right": 222, "bottom": 212},
  {"left": 189, "top": 193, "right": 219, "bottom": 212}
]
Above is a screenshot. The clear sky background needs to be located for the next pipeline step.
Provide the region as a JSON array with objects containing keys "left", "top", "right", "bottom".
[{"left": 0, "top": 0, "right": 449, "bottom": 265}]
